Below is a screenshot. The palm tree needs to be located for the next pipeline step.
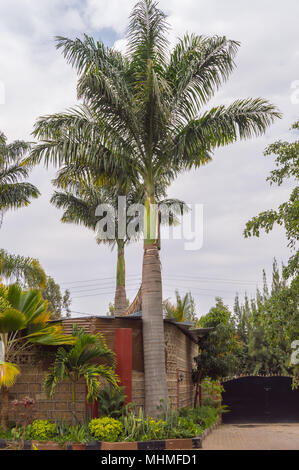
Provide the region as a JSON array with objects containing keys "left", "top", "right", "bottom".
[
  {"left": 0, "top": 283, "right": 74, "bottom": 428},
  {"left": 164, "top": 290, "right": 197, "bottom": 324},
  {"left": 51, "top": 176, "right": 186, "bottom": 315},
  {"left": 0, "top": 249, "right": 47, "bottom": 289},
  {"left": 0, "top": 131, "right": 39, "bottom": 227},
  {"left": 30, "top": 0, "right": 280, "bottom": 415},
  {"left": 44, "top": 324, "right": 118, "bottom": 423},
  {"left": 50, "top": 180, "right": 142, "bottom": 316}
]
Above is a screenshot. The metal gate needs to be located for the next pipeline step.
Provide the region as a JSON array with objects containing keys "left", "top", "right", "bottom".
[{"left": 221, "top": 376, "right": 299, "bottom": 423}]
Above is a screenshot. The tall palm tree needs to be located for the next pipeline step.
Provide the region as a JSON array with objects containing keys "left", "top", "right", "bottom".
[
  {"left": 30, "top": 0, "right": 280, "bottom": 415},
  {"left": 51, "top": 182, "right": 137, "bottom": 316},
  {"left": 0, "top": 283, "right": 74, "bottom": 428},
  {"left": 51, "top": 177, "right": 185, "bottom": 315},
  {"left": 0, "top": 131, "right": 39, "bottom": 227}
]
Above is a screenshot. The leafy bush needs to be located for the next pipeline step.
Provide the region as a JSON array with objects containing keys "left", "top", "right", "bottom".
[
  {"left": 27, "top": 420, "right": 56, "bottom": 441},
  {"left": 88, "top": 417, "right": 123, "bottom": 442},
  {"left": 67, "top": 425, "right": 88, "bottom": 443},
  {"left": 121, "top": 407, "right": 168, "bottom": 442},
  {"left": 97, "top": 384, "right": 126, "bottom": 418},
  {"left": 121, "top": 405, "right": 203, "bottom": 441},
  {"left": 201, "top": 378, "right": 224, "bottom": 408},
  {"left": 179, "top": 405, "right": 219, "bottom": 428}
]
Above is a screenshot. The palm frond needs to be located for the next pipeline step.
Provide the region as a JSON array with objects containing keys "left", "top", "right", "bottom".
[{"left": 0, "top": 362, "right": 20, "bottom": 388}]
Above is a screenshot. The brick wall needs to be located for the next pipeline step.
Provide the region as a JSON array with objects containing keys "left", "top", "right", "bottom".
[
  {"left": 4, "top": 354, "right": 86, "bottom": 425},
  {"left": 128, "top": 321, "right": 198, "bottom": 410}
]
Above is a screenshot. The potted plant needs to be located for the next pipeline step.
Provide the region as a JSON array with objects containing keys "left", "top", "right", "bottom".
[{"left": 28, "top": 419, "right": 64, "bottom": 450}]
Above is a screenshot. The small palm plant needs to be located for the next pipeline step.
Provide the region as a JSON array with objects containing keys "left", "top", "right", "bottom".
[
  {"left": 0, "top": 283, "right": 74, "bottom": 428},
  {"left": 44, "top": 325, "right": 118, "bottom": 423}
]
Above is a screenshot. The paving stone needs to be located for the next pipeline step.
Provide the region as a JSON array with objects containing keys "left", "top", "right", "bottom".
[{"left": 202, "top": 423, "right": 299, "bottom": 450}]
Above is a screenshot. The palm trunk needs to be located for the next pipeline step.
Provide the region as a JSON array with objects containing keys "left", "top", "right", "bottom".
[
  {"left": 141, "top": 189, "right": 168, "bottom": 418},
  {"left": 114, "top": 241, "right": 127, "bottom": 316}
]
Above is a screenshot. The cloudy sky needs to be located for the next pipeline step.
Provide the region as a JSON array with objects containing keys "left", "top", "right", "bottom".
[{"left": 0, "top": 0, "right": 298, "bottom": 317}]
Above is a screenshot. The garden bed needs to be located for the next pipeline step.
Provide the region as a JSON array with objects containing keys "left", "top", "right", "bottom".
[{"left": 0, "top": 436, "right": 202, "bottom": 450}]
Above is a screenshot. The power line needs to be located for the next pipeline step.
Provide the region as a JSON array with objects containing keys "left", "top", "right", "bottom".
[
  {"left": 163, "top": 274, "right": 257, "bottom": 285},
  {"left": 72, "top": 286, "right": 140, "bottom": 299},
  {"left": 60, "top": 274, "right": 141, "bottom": 286},
  {"left": 68, "top": 279, "right": 141, "bottom": 294}
]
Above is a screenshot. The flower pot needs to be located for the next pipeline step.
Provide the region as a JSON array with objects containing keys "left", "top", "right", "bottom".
[
  {"left": 72, "top": 443, "right": 86, "bottom": 451},
  {"left": 32, "top": 440, "right": 63, "bottom": 450}
]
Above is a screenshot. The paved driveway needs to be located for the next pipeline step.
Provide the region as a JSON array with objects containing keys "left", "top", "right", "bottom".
[{"left": 203, "top": 423, "right": 299, "bottom": 450}]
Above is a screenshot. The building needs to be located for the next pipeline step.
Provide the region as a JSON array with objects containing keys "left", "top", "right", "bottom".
[{"left": 4, "top": 313, "right": 210, "bottom": 424}]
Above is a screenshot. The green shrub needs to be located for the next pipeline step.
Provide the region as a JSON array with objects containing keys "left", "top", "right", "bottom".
[
  {"left": 88, "top": 417, "right": 123, "bottom": 442},
  {"left": 97, "top": 384, "right": 126, "bottom": 418},
  {"left": 67, "top": 425, "right": 88, "bottom": 443},
  {"left": 179, "top": 405, "right": 219, "bottom": 428},
  {"left": 27, "top": 420, "right": 56, "bottom": 441}
]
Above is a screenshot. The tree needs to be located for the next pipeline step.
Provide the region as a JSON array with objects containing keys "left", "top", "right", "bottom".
[
  {"left": 51, "top": 175, "right": 186, "bottom": 316},
  {"left": 244, "top": 119, "right": 299, "bottom": 279},
  {"left": 44, "top": 324, "right": 118, "bottom": 424},
  {"left": 51, "top": 180, "right": 143, "bottom": 316},
  {"left": 163, "top": 290, "right": 198, "bottom": 324},
  {"left": 199, "top": 297, "right": 231, "bottom": 328},
  {"left": 0, "top": 249, "right": 46, "bottom": 289},
  {"left": 0, "top": 283, "right": 74, "bottom": 428},
  {"left": 233, "top": 261, "right": 299, "bottom": 377},
  {"left": 41, "top": 276, "right": 71, "bottom": 319},
  {"left": 30, "top": 0, "right": 280, "bottom": 415},
  {"left": 193, "top": 298, "right": 240, "bottom": 405},
  {"left": 0, "top": 131, "right": 39, "bottom": 227}
]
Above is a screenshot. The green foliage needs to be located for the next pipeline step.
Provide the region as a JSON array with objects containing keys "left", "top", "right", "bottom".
[
  {"left": 200, "top": 378, "right": 224, "bottom": 409},
  {"left": 244, "top": 119, "right": 299, "bottom": 279},
  {"left": 121, "top": 404, "right": 206, "bottom": 441},
  {"left": 179, "top": 405, "right": 219, "bottom": 429},
  {"left": 234, "top": 261, "right": 299, "bottom": 378},
  {"left": 0, "top": 131, "right": 39, "bottom": 222},
  {"left": 194, "top": 298, "right": 241, "bottom": 381},
  {"left": 163, "top": 290, "right": 198, "bottom": 324},
  {"left": 199, "top": 297, "right": 230, "bottom": 327},
  {"left": 88, "top": 417, "right": 123, "bottom": 442},
  {"left": 66, "top": 425, "right": 88, "bottom": 444},
  {"left": 42, "top": 276, "right": 71, "bottom": 319},
  {"left": 0, "top": 284, "right": 73, "bottom": 390},
  {"left": 44, "top": 325, "right": 117, "bottom": 411},
  {"left": 97, "top": 383, "right": 126, "bottom": 418},
  {"left": 0, "top": 249, "right": 46, "bottom": 289},
  {"left": 27, "top": 420, "right": 56, "bottom": 441}
]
